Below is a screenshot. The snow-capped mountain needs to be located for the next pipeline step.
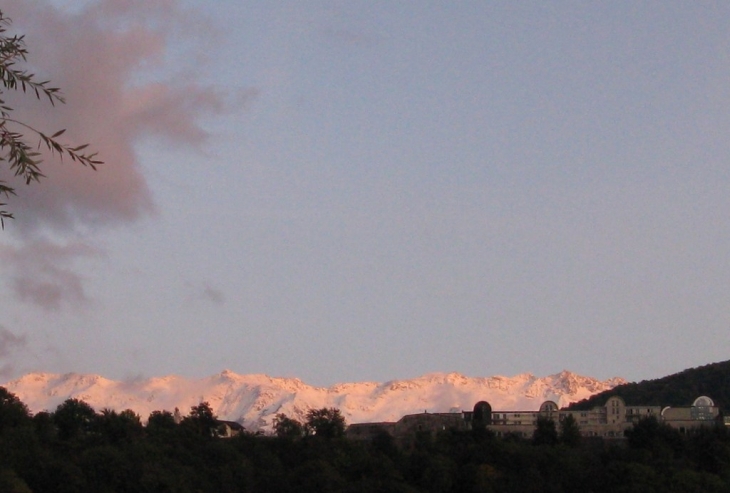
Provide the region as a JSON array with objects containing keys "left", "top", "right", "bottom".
[{"left": 2, "top": 370, "right": 624, "bottom": 432}]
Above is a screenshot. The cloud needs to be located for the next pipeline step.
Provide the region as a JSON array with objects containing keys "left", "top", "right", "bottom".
[
  {"left": 201, "top": 284, "right": 226, "bottom": 305},
  {"left": 0, "top": 0, "right": 229, "bottom": 230},
  {"left": 0, "top": 240, "right": 103, "bottom": 311},
  {"left": 185, "top": 281, "right": 226, "bottom": 305},
  {"left": 0, "top": 326, "right": 27, "bottom": 378},
  {"left": 0, "top": 0, "right": 240, "bottom": 309}
]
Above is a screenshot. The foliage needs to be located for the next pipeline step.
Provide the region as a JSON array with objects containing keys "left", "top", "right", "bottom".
[
  {"left": 0, "top": 387, "right": 30, "bottom": 432},
  {"left": 52, "top": 398, "right": 96, "bottom": 441},
  {"left": 181, "top": 401, "right": 217, "bottom": 437},
  {"left": 569, "top": 360, "right": 730, "bottom": 411},
  {"left": 0, "top": 10, "right": 100, "bottom": 227},
  {"left": 31, "top": 411, "right": 55, "bottom": 443},
  {"left": 273, "top": 413, "right": 304, "bottom": 439},
  {"left": 146, "top": 410, "right": 177, "bottom": 435},
  {"left": 1, "top": 391, "right": 730, "bottom": 492},
  {"left": 532, "top": 416, "right": 558, "bottom": 446},
  {"left": 625, "top": 415, "right": 684, "bottom": 460},
  {"left": 559, "top": 414, "right": 581, "bottom": 447},
  {"left": 0, "top": 468, "right": 32, "bottom": 493},
  {"left": 304, "top": 407, "right": 346, "bottom": 439},
  {"left": 96, "top": 408, "right": 143, "bottom": 444}
]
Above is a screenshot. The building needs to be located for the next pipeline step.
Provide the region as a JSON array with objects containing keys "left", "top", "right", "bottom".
[
  {"left": 347, "top": 411, "right": 467, "bottom": 446},
  {"left": 660, "top": 396, "right": 721, "bottom": 433},
  {"left": 346, "top": 395, "right": 723, "bottom": 443},
  {"left": 215, "top": 420, "right": 245, "bottom": 438}
]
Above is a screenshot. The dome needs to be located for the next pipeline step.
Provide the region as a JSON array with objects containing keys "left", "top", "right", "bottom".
[{"left": 692, "top": 396, "right": 714, "bottom": 408}]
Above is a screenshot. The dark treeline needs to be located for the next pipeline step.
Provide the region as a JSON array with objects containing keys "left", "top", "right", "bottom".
[
  {"left": 2, "top": 387, "right": 730, "bottom": 492},
  {"left": 569, "top": 360, "right": 730, "bottom": 411}
]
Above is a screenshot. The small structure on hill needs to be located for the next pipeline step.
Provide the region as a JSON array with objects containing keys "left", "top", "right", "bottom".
[{"left": 215, "top": 420, "right": 245, "bottom": 438}]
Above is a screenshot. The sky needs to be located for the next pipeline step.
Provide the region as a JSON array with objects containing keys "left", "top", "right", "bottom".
[{"left": 0, "top": 0, "right": 729, "bottom": 387}]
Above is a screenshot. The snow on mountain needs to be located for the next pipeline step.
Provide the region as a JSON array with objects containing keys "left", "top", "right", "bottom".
[{"left": 2, "top": 370, "right": 624, "bottom": 432}]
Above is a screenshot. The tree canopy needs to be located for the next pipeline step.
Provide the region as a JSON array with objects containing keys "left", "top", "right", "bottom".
[
  {"left": 0, "top": 386, "right": 729, "bottom": 492},
  {"left": 181, "top": 401, "right": 218, "bottom": 437},
  {"left": 569, "top": 360, "right": 730, "bottom": 411},
  {"left": 273, "top": 413, "right": 305, "bottom": 439},
  {"left": 0, "top": 9, "right": 100, "bottom": 227},
  {"left": 304, "top": 408, "right": 346, "bottom": 438}
]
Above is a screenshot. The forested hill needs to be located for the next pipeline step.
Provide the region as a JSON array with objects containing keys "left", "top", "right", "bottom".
[{"left": 567, "top": 360, "right": 730, "bottom": 411}]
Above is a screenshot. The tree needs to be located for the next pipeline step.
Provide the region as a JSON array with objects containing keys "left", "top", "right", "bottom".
[
  {"left": 532, "top": 416, "right": 558, "bottom": 446},
  {"left": 31, "top": 411, "right": 55, "bottom": 442},
  {"left": 626, "top": 415, "right": 683, "bottom": 459},
  {"left": 52, "top": 398, "right": 96, "bottom": 440},
  {"left": 0, "top": 387, "right": 30, "bottom": 432},
  {"left": 272, "top": 413, "right": 304, "bottom": 439},
  {"left": 0, "top": 468, "right": 32, "bottom": 493},
  {"left": 0, "top": 10, "right": 101, "bottom": 227},
  {"left": 181, "top": 401, "right": 218, "bottom": 437},
  {"left": 146, "top": 410, "right": 177, "bottom": 435},
  {"left": 96, "top": 408, "right": 143, "bottom": 444},
  {"left": 559, "top": 414, "right": 581, "bottom": 447},
  {"left": 304, "top": 408, "right": 346, "bottom": 438}
]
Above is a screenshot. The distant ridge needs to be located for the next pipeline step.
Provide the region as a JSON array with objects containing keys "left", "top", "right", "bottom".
[
  {"left": 3, "top": 370, "right": 623, "bottom": 432},
  {"left": 568, "top": 360, "right": 730, "bottom": 411}
]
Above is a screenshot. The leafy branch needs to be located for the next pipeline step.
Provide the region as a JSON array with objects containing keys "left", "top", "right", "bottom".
[{"left": 0, "top": 10, "right": 101, "bottom": 228}]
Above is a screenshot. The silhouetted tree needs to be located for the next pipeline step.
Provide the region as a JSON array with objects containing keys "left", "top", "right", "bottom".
[
  {"left": 532, "top": 416, "right": 558, "bottom": 446},
  {"left": 96, "top": 408, "right": 143, "bottom": 444},
  {"left": 305, "top": 408, "right": 346, "bottom": 438},
  {"left": 181, "top": 401, "right": 217, "bottom": 437},
  {"left": 0, "top": 387, "right": 30, "bottom": 432},
  {"left": 273, "top": 413, "right": 304, "bottom": 439},
  {"left": 0, "top": 468, "right": 32, "bottom": 493},
  {"left": 146, "top": 410, "right": 177, "bottom": 435},
  {"left": 53, "top": 398, "right": 96, "bottom": 440},
  {"left": 32, "top": 411, "right": 55, "bottom": 443},
  {"left": 559, "top": 414, "right": 581, "bottom": 447},
  {"left": 626, "top": 415, "right": 681, "bottom": 452}
]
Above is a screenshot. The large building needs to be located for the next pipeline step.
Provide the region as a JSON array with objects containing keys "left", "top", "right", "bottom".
[{"left": 346, "top": 396, "right": 724, "bottom": 443}]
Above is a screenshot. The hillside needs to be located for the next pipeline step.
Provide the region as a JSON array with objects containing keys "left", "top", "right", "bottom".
[{"left": 567, "top": 360, "right": 730, "bottom": 411}]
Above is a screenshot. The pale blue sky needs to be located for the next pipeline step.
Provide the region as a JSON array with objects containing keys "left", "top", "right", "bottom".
[{"left": 1, "top": 1, "right": 729, "bottom": 386}]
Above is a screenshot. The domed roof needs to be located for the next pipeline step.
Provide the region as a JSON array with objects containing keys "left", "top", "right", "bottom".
[{"left": 692, "top": 396, "right": 714, "bottom": 407}]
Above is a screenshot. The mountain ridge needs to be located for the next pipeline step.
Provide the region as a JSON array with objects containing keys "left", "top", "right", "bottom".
[{"left": 3, "top": 370, "right": 625, "bottom": 432}]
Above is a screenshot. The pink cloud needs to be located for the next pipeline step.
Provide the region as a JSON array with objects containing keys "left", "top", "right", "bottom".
[
  {"left": 0, "top": 0, "right": 238, "bottom": 308},
  {"left": 0, "top": 0, "right": 229, "bottom": 229}
]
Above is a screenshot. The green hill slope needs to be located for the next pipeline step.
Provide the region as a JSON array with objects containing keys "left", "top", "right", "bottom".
[{"left": 567, "top": 360, "right": 730, "bottom": 411}]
